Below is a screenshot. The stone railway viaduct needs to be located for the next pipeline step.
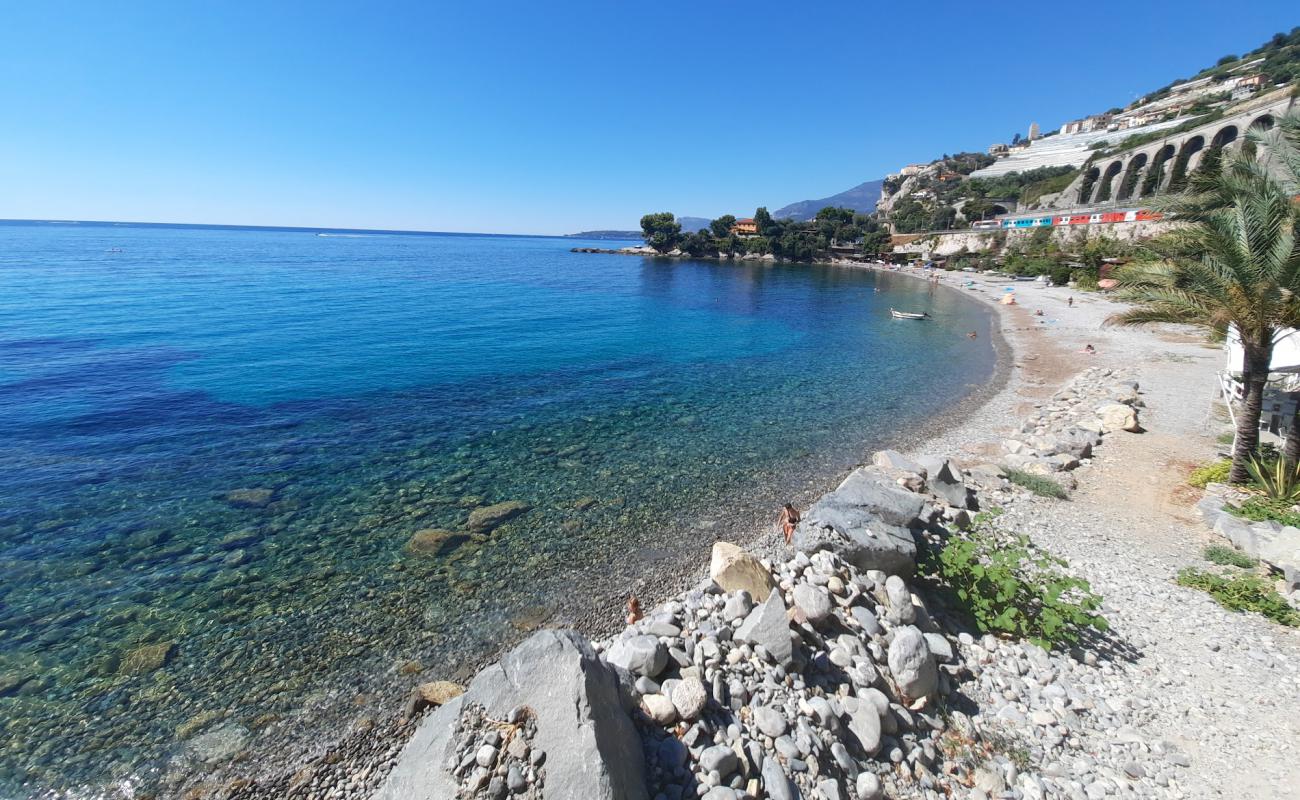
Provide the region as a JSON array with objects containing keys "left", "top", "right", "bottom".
[{"left": 1050, "top": 90, "right": 1297, "bottom": 210}]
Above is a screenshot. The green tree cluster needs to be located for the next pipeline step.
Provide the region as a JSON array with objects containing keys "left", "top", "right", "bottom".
[{"left": 640, "top": 205, "right": 889, "bottom": 262}]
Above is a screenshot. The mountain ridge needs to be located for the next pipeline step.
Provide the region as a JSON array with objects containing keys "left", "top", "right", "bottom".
[{"left": 773, "top": 180, "right": 884, "bottom": 221}]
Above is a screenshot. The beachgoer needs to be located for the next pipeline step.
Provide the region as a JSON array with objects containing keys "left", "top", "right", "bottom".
[
  {"left": 626, "top": 594, "right": 643, "bottom": 625},
  {"left": 1034, "top": 309, "right": 1044, "bottom": 316},
  {"left": 1067, "top": 296, "right": 1074, "bottom": 307},
  {"left": 1082, "top": 344, "right": 1096, "bottom": 355},
  {"left": 778, "top": 503, "right": 801, "bottom": 543},
  {"left": 967, "top": 331, "right": 978, "bottom": 339}
]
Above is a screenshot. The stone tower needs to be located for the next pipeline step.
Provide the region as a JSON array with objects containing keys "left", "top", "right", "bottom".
[{"left": 1028, "top": 122, "right": 1040, "bottom": 141}]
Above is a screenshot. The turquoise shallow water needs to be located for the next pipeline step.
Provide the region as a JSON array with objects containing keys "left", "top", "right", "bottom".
[{"left": 0, "top": 222, "right": 995, "bottom": 797}]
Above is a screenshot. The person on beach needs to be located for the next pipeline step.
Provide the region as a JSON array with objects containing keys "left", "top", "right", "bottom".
[
  {"left": 778, "top": 503, "right": 801, "bottom": 543},
  {"left": 1034, "top": 309, "right": 1044, "bottom": 316},
  {"left": 967, "top": 331, "right": 978, "bottom": 339},
  {"left": 1082, "top": 344, "right": 1096, "bottom": 355},
  {"left": 626, "top": 594, "right": 643, "bottom": 625},
  {"left": 1068, "top": 296, "right": 1074, "bottom": 308}
]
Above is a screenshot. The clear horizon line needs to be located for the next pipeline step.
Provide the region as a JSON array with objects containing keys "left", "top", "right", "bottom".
[{"left": 0, "top": 217, "right": 641, "bottom": 239}]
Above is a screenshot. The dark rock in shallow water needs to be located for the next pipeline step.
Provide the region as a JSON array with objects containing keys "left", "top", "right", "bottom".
[
  {"left": 223, "top": 488, "right": 274, "bottom": 508},
  {"left": 466, "top": 500, "right": 531, "bottom": 532},
  {"left": 117, "top": 641, "right": 175, "bottom": 676},
  {"left": 377, "top": 629, "right": 647, "bottom": 800},
  {"left": 404, "top": 529, "right": 470, "bottom": 557}
]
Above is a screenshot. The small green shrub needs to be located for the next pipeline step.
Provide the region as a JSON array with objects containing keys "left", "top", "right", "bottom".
[
  {"left": 1004, "top": 469, "right": 1069, "bottom": 499},
  {"left": 1188, "top": 459, "right": 1231, "bottom": 488},
  {"left": 1228, "top": 497, "right": 1300, "bottom": 528},
  {"left": 1176, "top": 568, "right": 1300, "bottom": 626},
  {"left": 1203, "top": 544, "right": 1257, "bottom": 569},
  {"left": 1216, "top": 432, "right": 1236, "bottom": 446},
  {"left": 925, "top": 527, "right": 1108, "bottom": 650}
]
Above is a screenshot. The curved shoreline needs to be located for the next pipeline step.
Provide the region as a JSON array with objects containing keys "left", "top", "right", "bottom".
[{"left": 207, "top": 262, "right": 1017, "bottom": 800}]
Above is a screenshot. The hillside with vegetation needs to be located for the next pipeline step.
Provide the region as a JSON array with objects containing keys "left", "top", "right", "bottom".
[{"left": 876, "top": 26, "right": 1300, "bottom": 234}]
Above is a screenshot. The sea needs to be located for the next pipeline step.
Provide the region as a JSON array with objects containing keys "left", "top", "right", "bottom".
[{"left": 0, "top": 220, "right": 996, "bottom": 797}]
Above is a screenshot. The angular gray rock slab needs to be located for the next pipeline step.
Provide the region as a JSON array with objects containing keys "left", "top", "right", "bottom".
[
  {"left": 924, "top": 457, "right": 972, "bottom": 509},
  {"left": 871, "top": 449, "right": 927, "bottom": 477},
  {"left": 605, "top": 634, "right": 668, "bottom": 678},
  {"left": 793, "top": 468, "right": 924, "bottom": 576},
  {"left": 736, "top": 588, "right": 793, "bottom": 667},
  {"left": 376, "top": 629, "right": 647, "bottom": 800}
]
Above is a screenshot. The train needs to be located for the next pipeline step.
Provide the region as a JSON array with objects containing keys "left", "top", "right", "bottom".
[{"left": 970, "top": 209, "right": 1163, "bottom": 230}]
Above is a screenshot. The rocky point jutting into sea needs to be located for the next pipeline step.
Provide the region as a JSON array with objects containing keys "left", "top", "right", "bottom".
[{"left": 212, "top": 268, "right": 1300, "bottom": 800}]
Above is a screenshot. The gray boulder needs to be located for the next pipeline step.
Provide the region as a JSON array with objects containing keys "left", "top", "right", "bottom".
[
  {"left": 792, "top": 584, "right": 832, "bottom": 626},
  {"left": 871, "top": 449, "right": 927, "bottom": 477},
  {"left": 887, "top": 625, "right": 937, "bottom": 701},
  {"left": 605, "top": 634, "right": 668, "bottom": 678},
  {"left": 762, "top": 756, "right": 797, "bottom": 800},
  {"left": 918, "top": 456, "right": 971, "bottom": 509},
  {"left": 1214, "top": 514, "right": 1260, "bottom": 557},
  {"left": 376, "top": 629, "right": 647, "bottom": 800},
  {"left": 792, "top": 468, "right": 925, "bottom": 576},
  {"left": 736, "top": 589, "right": 793, "bottom": 667},
  {"left": 841, "top": 696, "right": 882, "bottom": 756}
]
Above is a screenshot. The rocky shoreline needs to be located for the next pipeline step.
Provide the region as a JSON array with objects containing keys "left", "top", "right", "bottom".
[
  {"left": 372, "top": 365, "right": 1158, "bottom": 800},
  {"left": 214, "top": 269, "right": 1300, "bottom": 799}
]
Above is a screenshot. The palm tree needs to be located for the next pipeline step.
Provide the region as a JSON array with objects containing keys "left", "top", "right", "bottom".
[
  {"left": 1258, "top": 114, "right": 1300, "bottom": 471},
  {"left": 1107, "top": 129, "right": 1300, "bottom": 483}
]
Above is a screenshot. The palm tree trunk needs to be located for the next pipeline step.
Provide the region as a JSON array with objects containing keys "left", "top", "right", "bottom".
[
  {"left": 1285, "top": 397, "right": 1300, "bottom": 473},
  {"left": 1230, "top": 343, "right": 1272, "bottom": 483}
]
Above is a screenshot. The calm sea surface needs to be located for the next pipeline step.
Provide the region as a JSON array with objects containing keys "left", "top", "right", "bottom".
[{"left": 0, "top": 222, "right": 995, "bottom": 797}]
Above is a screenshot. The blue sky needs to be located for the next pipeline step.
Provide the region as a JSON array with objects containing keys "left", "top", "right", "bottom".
[{"left": 0, "top": 1, "right": 1294, "bottom": 235}]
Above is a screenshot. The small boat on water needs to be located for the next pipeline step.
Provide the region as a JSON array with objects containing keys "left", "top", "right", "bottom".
[{"left": 890, "top": 308, "right": 928, "bottom": 320}]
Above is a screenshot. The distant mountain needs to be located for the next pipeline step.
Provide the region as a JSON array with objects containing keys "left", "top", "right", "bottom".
[
  {"left": 676, "top": 216, "right": 712, "bottom": 233},
  {"left": 773, "top": 180, "right": 884, "bottom": 221},
  {"left": 566, "top": 230, "right": 642, "bottom": 240}
]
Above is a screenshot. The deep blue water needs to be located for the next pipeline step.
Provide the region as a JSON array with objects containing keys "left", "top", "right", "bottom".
[{"left": 0, "top": 222, "right": 995, "bottom": 797}]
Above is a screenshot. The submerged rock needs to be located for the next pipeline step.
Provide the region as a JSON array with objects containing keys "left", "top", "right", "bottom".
[
  {"left": 224, "top": 488, "right": 274, "bottom": 508},
  {"left": 466, "top": 501, "right": 531, "bottom": 532},
  {"left": 117, "top": 641, "right": 174, "bottom": 676},
  {"left": 404, "top": 529, "right": 470, "bottom": 557},
  {"left": 186, "top": 722, "right": 251, "bottom": 764}
]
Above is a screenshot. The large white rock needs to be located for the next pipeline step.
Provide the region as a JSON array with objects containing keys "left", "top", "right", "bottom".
[
  {"left": 709, "top": 541, "right": 776, "bottom": 600},
  {"left": 1096, "top": 403, "right": 1140, "bottom": 433}
]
